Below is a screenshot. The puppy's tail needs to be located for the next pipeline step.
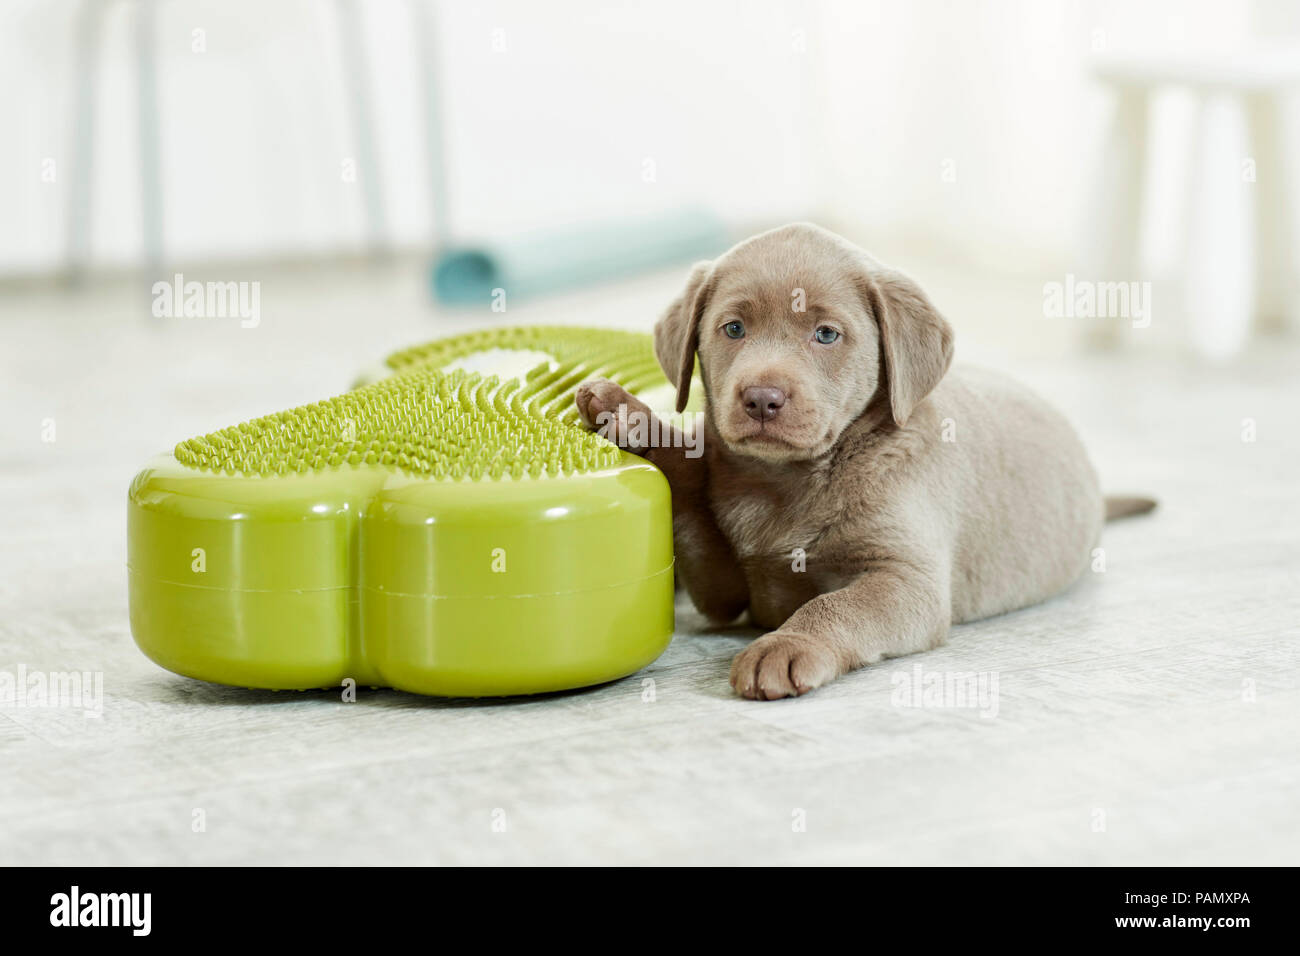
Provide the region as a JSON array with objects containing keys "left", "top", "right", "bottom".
[{"left": 1105, "top": 495, "right": 1157, "bottom": 521}]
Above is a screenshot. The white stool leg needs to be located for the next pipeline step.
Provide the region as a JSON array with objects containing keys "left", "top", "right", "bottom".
[
  {"left": 136, "top": 0, "right": 164, "bottom": 274},
  {"left": 1246, "top": 90, "right": 1298, "bottom": 334},
  {"left": 1079, "top": 85, "right": 1148, "bottom": 349},
  {"left": 336, "top": 0, "right": 390, "bottom": 257},
  {"left": 65, "top": 0, "right": 104, "bottom": 283},
  {"left": 1183, "top": 91, "right": 1255, "bottom": 359}
]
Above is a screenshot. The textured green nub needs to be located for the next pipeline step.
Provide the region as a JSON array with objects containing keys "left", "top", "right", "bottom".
[{"left": 173, "top": 326, "right": 665, "bottom": 480}]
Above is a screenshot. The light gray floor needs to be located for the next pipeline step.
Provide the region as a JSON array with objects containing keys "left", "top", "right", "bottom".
[{"left": 2, "top": 258, "right": 1297, "bottom": 865}]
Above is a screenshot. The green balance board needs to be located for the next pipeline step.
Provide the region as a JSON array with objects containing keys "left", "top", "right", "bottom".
[{"left": 127, "top": 326, "right": 680, "bottom": 697}]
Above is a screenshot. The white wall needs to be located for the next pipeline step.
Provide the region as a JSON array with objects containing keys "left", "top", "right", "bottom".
[
  {"left": 812, "top": 0, "right": 1295, "bottom": 277},
  {"left": 1, "top": 0, "right": 817, "bottom": 275},
  {"left": 2, "top": 0, "right": 1295, "bottom": 279}
]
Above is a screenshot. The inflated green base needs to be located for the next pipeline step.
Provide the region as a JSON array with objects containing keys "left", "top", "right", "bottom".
[{"left": 127, "top": 327, "right": 679, "bottom": 697}]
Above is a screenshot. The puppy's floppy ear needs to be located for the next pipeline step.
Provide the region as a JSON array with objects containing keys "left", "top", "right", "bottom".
[
  {"left": 863, "top": 266, "right": 954, "bottom": 427},
  {"left": 653, "top": 260, "right": 714, "bottom": 413}
]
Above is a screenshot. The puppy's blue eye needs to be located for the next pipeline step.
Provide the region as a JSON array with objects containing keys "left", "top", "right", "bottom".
[
  {"left": 814, "top": 326, "right": 840, "bottom": 344},
  {"left": 724, "top": 320, "right": 745, "bottom": 339}
]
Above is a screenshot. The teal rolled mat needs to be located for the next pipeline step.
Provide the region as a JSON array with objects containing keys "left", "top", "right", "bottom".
[{"left": 433, "top": 208, "right": 729, "bottom": 305}]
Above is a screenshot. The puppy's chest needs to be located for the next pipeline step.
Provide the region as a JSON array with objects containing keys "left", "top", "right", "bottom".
[
  {"left": 711, "top": 482, "right": 859, "bottom": 580},
  {"left": 710, "top": 486, "right": 858, "bottom": 628},
  {"left": 713, "top": 491, "right": 813, "bottom": 557}
]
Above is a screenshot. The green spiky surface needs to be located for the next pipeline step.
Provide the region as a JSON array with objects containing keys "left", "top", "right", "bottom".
[
  {"left": 173, "top": 326, "right": 668, "bottom": 480},
  {"left": 385, "top": 324, "right": 668, "bottom": 412}
]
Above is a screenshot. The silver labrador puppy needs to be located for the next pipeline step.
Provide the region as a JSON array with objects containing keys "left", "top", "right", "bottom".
[{"left": 576, "top": 223, "right": 1153, "bottom": 700}]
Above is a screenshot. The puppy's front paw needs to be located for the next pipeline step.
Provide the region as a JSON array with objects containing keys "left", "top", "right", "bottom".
[
  {"left": 729, "top": 632, "right": 841, "bottom": 700},
  {"left": 574, "top": 377, "right": 657, "bottom": 455}
]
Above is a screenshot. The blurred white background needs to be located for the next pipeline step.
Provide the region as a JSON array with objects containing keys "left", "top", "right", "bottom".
[
  {"left": 5, "top": 0, "right": 1298, "bottom": 300},
  {"left": 6, "top": 0, "right": 818, "bottom": 270}
]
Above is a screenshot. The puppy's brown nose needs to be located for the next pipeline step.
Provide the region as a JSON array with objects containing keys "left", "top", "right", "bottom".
[{"left": 742, "top": 386, "right": 786, "bottom": 421}]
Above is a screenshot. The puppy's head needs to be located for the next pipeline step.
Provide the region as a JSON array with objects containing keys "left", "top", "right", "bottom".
[{"left": 655, "top": 223, "right": 954, "bottom": 462}]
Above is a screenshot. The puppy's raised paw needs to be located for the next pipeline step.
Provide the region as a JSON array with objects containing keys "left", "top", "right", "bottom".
[
  {"left": 729, "top": 632, "right": 840, "bottom": 700},
  {"left": 574, "top": 377, "right": 657, "bottom": 455}
]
